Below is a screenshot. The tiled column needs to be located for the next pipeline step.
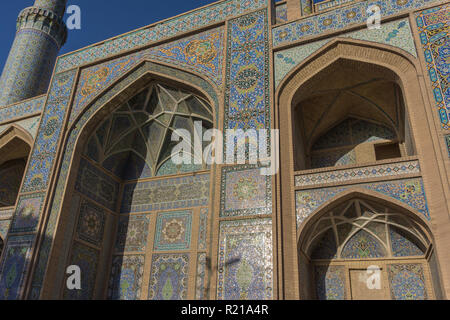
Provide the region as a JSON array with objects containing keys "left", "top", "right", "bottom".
[{"left": 0, "top": 0, "right": 67, "bottom": 106}]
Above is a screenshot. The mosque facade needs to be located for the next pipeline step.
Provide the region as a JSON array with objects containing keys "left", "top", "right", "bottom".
[{"left": 0, "top": 0, "right": 449, "bottom": 300}]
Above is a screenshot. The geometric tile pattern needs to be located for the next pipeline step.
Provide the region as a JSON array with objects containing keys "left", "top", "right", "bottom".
[
  {"left": 154, "top": 210, "right": 192, "bottom": 251},
  {"left": 315, "top": 0, "right": 355, "bottom": 12},
  {"left": 275, "top": 18, "right": 417, "bottom": 86},
  {"left": 54, "top": 0, "right": 267, "bottom": 73},
  {"left": 390, "top": 227, "right": 424, "bottom": 257},
  {"left": 148, "top": 253, "right": 189, "bottom": 300},
  {"left": 314, "top": 265, "right": 346, "bottom": 300},
  {"left": 0, "top": 96, "right": 44, "bottom": 124},
  {"left": 75, "top": 158, "right": 120, "bottom": 211},
  {"left": 295, "top": 159, "right": 421, "bottom": 187},
  {"left": 120, "top": 174, "right": 210, "bottom": 214},
  {"left": 0, "top": 28, "right": 59, "bottom": 106},
  {"left": 273, "top": 0, "right": 442, "bottom": 47},
  {"left": 83, "top": 82, "right": 213, "bottom": 180},
  {"left": 388, "top": 263, "right": 428, "bottom": 300},
  {"left": 0, "top": 235, "right": 35, "bottom": 300},
  {"left": 63, "top": 242, "right": 99, "bottom": 300},
  {"left": 108, "top": 255, "right": 145, "bottom": 300},
  {"left": 224, "top": 10, "right": 271, "bottom": 132},
  {"left": 415, "top": 4, "right": 450, "bottom": 129},
  {"left": 305, "top": 198, "right": 428, "bottom": 260},
  {"left": 76, "top": 199, "right": 106, "bottom": 247},
  {"left": 341, "top": 230, "right": 386, "bottom": 259},
  {"left": 195, "top": 253, "right": 207, "bottom": 300},
  {"left": 198, "top": 208, "right": 208, "bottom": 251},
  {"left": 220, "top": 165, "right": 272, "bottom": 217},
  {"left": 217, "top": 218, "right": 273, "bottom": 300},
  {"left": 296, "top": 178, "right": 430, "bottom": 227},
  {"left": 115, "top": 214, "right": 150, "bottom": 253}
]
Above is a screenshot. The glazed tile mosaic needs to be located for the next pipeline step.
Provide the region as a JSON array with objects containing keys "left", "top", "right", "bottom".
[
  {"left": 388, "top": 263, "right": 428, "bottom": 300},
  {"left": 224, "top": 10, "right": 271, "bottom": 134},
  {"left": 21, "top": 70, "right": 76, "bottom": 193},
  {"left": 0, "top": 96, "right": 44, "bottom": 125},
  {"left": 55, "top": 0, "right": 267, "bottom": 73},
  {"left": 10, "top": 193, "right": 45, "bottom": 233},
  {"left": 0, "top": 235, "right": 35, "bottom": 299},
  {"left": 220, "top": 165, "right": 272, "bottom": 217},
  {"left": 0, "top": 0, "right": 445, "bottom": 301},
  {"left": 115, "top": 214, "right": 150, "bottom": 253},
  {"left": 70, "top": 26, "right": 224, "bottom": 126},
  {"left": 314, "top": 265, "right": 346, "bottom": 300},
  {"left": 273, "top": 0, "right": 443, "bottom": 47},
  {"left": 197, "top": 208, "right": 208, "bottom": 251},
  {"left": 195, "top": 253, "right": 207, "bottom": 300},
  {"left": 75, "top": 158, "right": 120, "bottom": 212},
  {"left": 274, "top": 19, "right": 417, "bottom": 86},
  {"left": 76, "top": 199, "right": 106, "bottom": 247},
  {"left": 275, "top": 2, "right": 288, "bottom": 24},
  {"left": 217, "top": 218, "right": 273, "bottom": 300},
  {"left": 295, "top": 159, "right": 421, "bottom": 187},
  {"left": 121, "top": 174, "right": 210, "bottom": 214},
  {"left": 108, "top": 254, "right": 145, "bottom": 300},
  {"left": 148, "top": 253, "right": 190, "bottom": 300},
  {"left": 416, "top": 4, "right": 450, "bottom": 129},
  {"left": 295, "top": 178, "right": 430, "bottom": 227},
  {"left": 154, "top": 210, "right": 193, "bottom": 251}
]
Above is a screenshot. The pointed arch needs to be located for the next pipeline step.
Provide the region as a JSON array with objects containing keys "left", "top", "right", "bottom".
[
  {"left": 0, "top": 124, "right": 33, "bottom": 166},
  {"left": 33, "top": 59, "right": 220, "bottom": 299},
  {"left": 275, "top": 38, "right": 445, "bottom": 299},
  {"left": 296, "top": 190, "right": 434, "bottom": 255}
]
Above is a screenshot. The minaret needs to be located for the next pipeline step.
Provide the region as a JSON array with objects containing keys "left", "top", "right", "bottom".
[{"left": 0, "top": 0, "right": 68, "bottom": 106}]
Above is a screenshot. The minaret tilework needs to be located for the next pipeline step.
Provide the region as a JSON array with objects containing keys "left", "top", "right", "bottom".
[{"left": 0, "top": 0, "right": 68, "bottom": 106}]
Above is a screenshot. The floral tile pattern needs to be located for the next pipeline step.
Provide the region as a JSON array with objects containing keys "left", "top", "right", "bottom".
[
  {"left": 220, "top": 165, "right": 272, "bottom": 217},
  {"left": 148, "top": 253, "right": 190, "bottom": 300},
  {"left": 115, "top": 214, "right": 150, "bottom": 253},
  {"left": 217, "top": 218, "right": 273, "bottom": 300},
  {"left": 108, "top": 254, "right": 145, "bottom": 300},
  {"left": 154, "top": 210, "right": 193, "bottom": 251}
]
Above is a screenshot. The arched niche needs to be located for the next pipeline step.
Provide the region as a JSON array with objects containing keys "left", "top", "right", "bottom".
[
  {"left": 0, "top": 125, "right": 33, "bottom": 208},
  {"left": 37, "top": 60, "right": 219, "bottom": 300},
  {"left": 297, "top": 193, "right": 438, "bottom": 300},
  {"left": 275, "top": 39, "right": 445, "bottom": 299}
]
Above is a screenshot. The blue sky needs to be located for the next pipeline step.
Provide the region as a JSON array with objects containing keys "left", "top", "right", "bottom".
[{"left": 0, "top": 0, "right": 218, "bottom": 72}]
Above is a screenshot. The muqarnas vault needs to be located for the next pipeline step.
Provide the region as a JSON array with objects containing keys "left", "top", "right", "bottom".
[{"left": 0, "top": 0, "right": 449, "bottom": 300}]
